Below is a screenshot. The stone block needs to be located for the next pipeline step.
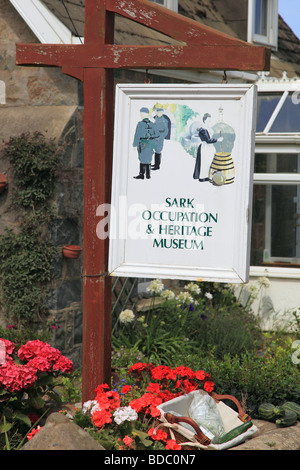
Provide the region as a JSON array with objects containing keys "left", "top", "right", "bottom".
[
  {"left": 21, "top": 412, "right": 104, "bottom": 450},
  {"left": 229, "top": 419, "right": 300, "bottom": 450}
]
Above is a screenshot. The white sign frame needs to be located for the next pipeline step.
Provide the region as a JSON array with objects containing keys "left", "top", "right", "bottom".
[{"left": 108, "top": 84, "right": 257, "bottom": 283}]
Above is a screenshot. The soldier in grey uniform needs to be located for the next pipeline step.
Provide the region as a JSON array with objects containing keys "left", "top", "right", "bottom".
[
  {"left": 133, "top": 107, "right": 158, "bottom": 179},
  {"left": 152, "top": 107, "right": 169, "bottom": 170}
]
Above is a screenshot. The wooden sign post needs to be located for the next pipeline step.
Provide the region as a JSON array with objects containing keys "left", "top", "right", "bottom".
[{"left": 16, "top": 0, "right": 270, "bottom": 402}]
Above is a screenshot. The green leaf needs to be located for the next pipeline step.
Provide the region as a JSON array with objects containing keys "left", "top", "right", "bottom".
[
  {"left": 14, "top": 411, "right": 32, "bottom": 427},
  {"left": 36, "top": 375, "right": 56, "bottom": 386},
  {"left": 29, "top": 395, "right": 45, "bottom": 409},
  {"left": 0, "top": 421, "right": 13, "bottom": 433},
  {"left": 46, "top": 390, "right": 62, "bottom": 405},
  {"left": 132, "top": 429, "right": 153, "bottom": 447}
]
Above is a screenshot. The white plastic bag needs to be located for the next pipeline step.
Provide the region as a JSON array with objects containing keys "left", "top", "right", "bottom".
[{"left": 189, "top": 390, "right": 225, "bottom": 439}]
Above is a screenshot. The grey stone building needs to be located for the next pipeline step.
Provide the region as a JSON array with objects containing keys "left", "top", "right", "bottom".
[{"left": 1, "top": 1, "right": 300, "bottom": 366}]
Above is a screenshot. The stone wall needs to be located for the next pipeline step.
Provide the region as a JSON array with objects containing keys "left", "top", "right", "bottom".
[
  {"left": 0, "top": 2, "right": 184, "bottom": 367},
  {"left": 0, "top": 0, "right": 84, "bottom": 366},
  {"left": 47, "top": 106, "right": 84, "bottom": 366},
  {"left": 0, "top": 0, "right": 78, "bottom": 107}
]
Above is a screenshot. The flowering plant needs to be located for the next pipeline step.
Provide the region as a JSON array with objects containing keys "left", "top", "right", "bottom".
[
  {"left": 112, "top": 279, "right": 214, "bottom": 363},
  {"left": 0, "top": 338, "right": 73, "bottom": 449},
  {"left": 112, "top": 278, "right": 263, "bottom": 363},
  {"left": 75, "top": 362, "right": 214, "bottom": 450}
]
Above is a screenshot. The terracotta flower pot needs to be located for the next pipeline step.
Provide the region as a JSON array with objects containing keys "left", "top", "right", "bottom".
[
  {"left": 0, "top": 174, "right": 7, "bottom": 194},
  {"left": 63, "top": 245, "right": 82, "bottom": 259}
]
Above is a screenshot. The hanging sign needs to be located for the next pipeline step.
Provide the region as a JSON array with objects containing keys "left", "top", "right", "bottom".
[{"left": 107, "top": 84, "right": 257, "bottom": 283}]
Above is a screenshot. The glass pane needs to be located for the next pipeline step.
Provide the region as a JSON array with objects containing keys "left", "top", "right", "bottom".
[
  {"left": 254, "top": 153, "right": 299, "bottom": 173},
  {"left": 256, "top": 93, "right": 281, "bottom": 132},
  {"left": 271, "top": 185, "right": 300, "bottom": 258},
  {"left": 251, "top": 184, "right": 267, "bottom": 265},
  {"left": 255, "top": 0, "right": 267, "bottom": 35},
  {"left": 151, "top": 0, "right": 164, "bottom": 4},
  {"left": 270, "top": 93, "right": 300, "bottom": 133},
  {"left": 251, "top": 184, "right": 300, "bottom": 265}
]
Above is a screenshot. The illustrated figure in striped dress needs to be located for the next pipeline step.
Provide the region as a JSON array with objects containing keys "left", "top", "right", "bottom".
[{"left": 193, "top": 113, "right": 223, "bottom": 182}]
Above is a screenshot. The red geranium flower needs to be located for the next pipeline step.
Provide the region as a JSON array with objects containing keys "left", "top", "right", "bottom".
[
  {"left": 165, "top": 439, "right": 181, "bottom": 450},
  {"left": 151, "top": 365, "right": 176, "bottom": 381},
  {"left": 123, "top": 435, "right": 133, "bottom": 447},
  {"left": 148, "top": 427, "right": 168, "bottom": 442},
  {"left": 95, "top": 383, "right": 110, "bottom": 394},
  {"left": 146, "top": 382, "right": 160, "bottom": 394},
  {"left": 27, "top": 425, "right": 42, "bottom": 441},
  {"left": 121, "top": 385, "right": 131, "bottom": 394},
  {"left": 204, "top": 380, "right": 214, "bottom": 393},
  {"left": 174, "top": 366, "right": 195, "bottom": 379},
  {"left": 128, "top": 362, "right": 153, "bottom": 375},
  {"left": 93, "top": 409, "right": 112, "bottom": 428},
  {"left": 195, "top": 369, "right": 206, "bottom": 381}
]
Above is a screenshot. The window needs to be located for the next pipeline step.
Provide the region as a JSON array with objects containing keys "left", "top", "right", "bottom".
[
  {"left": 256, "top": 91, "right": 300, "bottom": 133},
  {"left": 150, "top": 0, "right": 178, "bottom": 12},
  {"left": 251, "top": 155, "right": 300, "bottom": 266},
  {"left": 255, "top": 0, "right": 268, "bottom": 36},
  {"left": 251, "top": 76, "right": 300, "bottom": 270},
  {"left": 248, "top": 0, "right": 278, "bottom": 49}
]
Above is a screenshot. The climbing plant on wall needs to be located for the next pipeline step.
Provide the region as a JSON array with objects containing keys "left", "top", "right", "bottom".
[{"left": 0, "top": 132, "right": 60, "bottom": 327}]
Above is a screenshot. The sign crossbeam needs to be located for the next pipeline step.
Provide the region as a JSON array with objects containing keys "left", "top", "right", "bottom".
[
  {"left": 16, "top": 43, "right": 269, "bottom": 71},
  {"left": 15, "top": 0, "right": 270, "bottom": 402}
]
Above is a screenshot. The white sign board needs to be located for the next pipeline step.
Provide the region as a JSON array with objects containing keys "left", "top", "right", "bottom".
[{"left": 107, "top": 84, "right": 257, "bottom": 283}]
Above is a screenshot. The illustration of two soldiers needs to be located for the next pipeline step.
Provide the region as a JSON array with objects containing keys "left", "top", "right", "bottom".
[{"left": 133, "top": 107, "right": 169, "bottom": 179}]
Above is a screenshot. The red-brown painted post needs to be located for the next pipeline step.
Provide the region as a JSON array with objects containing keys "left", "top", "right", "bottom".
[
  {"left": 81, "top": 67, "right": 114, "bottom": 402},
  {"left": 81, "top": 3, "right": 115, "bottom": 402}
]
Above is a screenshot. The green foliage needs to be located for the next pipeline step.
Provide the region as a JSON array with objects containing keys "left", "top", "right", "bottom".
[
  {"left": 111, "top": 346, "right": 147, "bottom": 370},
  {"left": 4, "top": 132, "right": 58, "bottom": 210},
  {"left": 58, "top": 371, "right": 82, "bottom": 403},
  {"left": 0, "top": 373, "right": 61, "bottom": 450},
  {"left": 290, "top": 309, "right": 300, "bottom": 339},
  {"left": 0, "top": 373, "right": 62, "bottom": 451},
  {"left": 111, "top": 279, "right": 299, "bottom": 419},
  {"left": 0, "top": 132, "right": 60, "bottom": 326},
  {"left": 112, "top": 279, "right": 262, "bottom": 364},
  {"left": 187, "top": 308, "right": 260, "bottom": 359},
  {"left": 181, "top": 335, "right": 300, "bottom": 417},
  {"left": 112, "top": 335, "right": 299, "bottom": 420},
  {"left": 0, "top": 326, "right": 51, "bottom": 350},
  {"left": 0, "top": 228, "right": 57, "bottom": 324}
]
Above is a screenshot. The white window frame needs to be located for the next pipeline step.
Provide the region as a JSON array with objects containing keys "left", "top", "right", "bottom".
[
  {"left": 11, "top": 0, "right": 178, "bottom": 44},
  {"left": 248, "top": 0, "right": 278, "bottom": 50},
  {"left": 9, "top": 0, "right": 83, "bottom": 44},
  {"left": 254, "top": 148, "right": 300, "bottom": 259},
  {"left": 250, "top": 74, "right": 300, "bottom": 278},
  {"left": 150, "top": 0, "right": 178, "bottom": 12}
]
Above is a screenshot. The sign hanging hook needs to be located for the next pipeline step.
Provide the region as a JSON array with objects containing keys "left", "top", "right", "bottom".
[
  {"left": 222, "top": 70, "right": 228, "bottom": 84},
  {"left": 144, "top": 69, "right": 151, "bottom": 84}
]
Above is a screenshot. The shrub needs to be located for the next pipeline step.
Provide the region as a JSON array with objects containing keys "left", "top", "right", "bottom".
[
  {"left": 112, "top": 279, "right": 263, "bottom": 364},
  {"left": 3, "top": 132, "right": 59, "bottom": 210},
  {"left": 0, "top": 132, "right": 60, "bottom": 326},
  {"left": 181, "top": 337, "right": 300, "bottom": 417},
  {"left": 0, "top": 338, "right": 73, "bottom": 449}
]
